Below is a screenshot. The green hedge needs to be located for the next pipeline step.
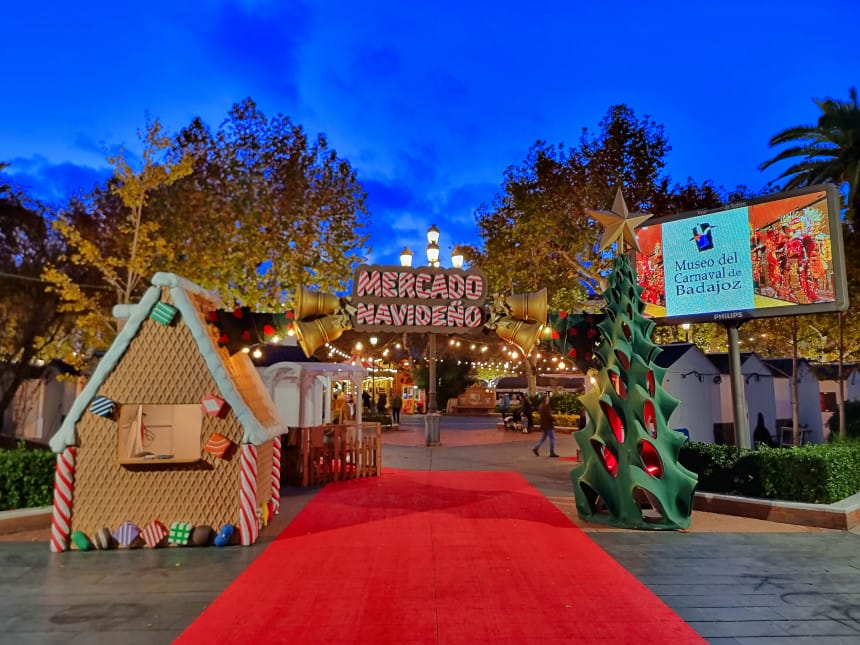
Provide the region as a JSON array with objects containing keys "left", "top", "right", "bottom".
[
  {"left": 0, "top": 443, "right": 55, "bottom": 511},
  {"left": 679, "top": 441, "right": 860, "bottom": 504}
]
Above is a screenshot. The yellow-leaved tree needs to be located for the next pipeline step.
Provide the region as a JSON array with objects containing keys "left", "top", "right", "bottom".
[{"left": 43, "top": 117, "right": 193, "bottom": 349}]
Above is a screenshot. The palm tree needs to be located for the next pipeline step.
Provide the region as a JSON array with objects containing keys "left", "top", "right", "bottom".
[
  {"left": 760, "top": 87, "right": 860, "bottom": 227},
  {"left": 761, "top": 88, "right": 860, "bottom": 440}
]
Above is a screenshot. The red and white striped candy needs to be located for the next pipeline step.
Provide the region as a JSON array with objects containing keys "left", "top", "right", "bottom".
[
  {"left": 239, "top": 443, "right": 258, "bottom": 546},
  {"left": 271, "top": 435, "right": 281, "bottom": 514},
  {"left": 50, "top": 447, "right": 76, "bottom": 553}
]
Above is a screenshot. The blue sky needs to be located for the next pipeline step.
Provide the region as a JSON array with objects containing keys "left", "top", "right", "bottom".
[{"left": 2, "top": 1, "right": 857, "bottom": 266}]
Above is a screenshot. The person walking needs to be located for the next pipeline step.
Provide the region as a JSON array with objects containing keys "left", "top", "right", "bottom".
[
  {"left": 521, "top": 394, "right": 533, "bottom": 433},
  {"left": 532, "top": 395, "right": 559, "bottom": 457},
  {"left": 390, "top": 392, "right": 403, "bottom": 425},
  {"left": 500, "top": 392, "right": 511, "bottom": 421},
  {"left": 377, "top": 391, "right": 387, "bottom": 415}
]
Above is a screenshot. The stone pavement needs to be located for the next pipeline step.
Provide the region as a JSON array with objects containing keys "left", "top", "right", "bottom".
[{"left": 0, "top": 414, "right": 858, "bottom": 643}]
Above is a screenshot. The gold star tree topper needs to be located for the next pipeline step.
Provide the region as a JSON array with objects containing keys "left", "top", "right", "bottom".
[{"left": 586, "top": 188, "right": 653, "bottom": 253}]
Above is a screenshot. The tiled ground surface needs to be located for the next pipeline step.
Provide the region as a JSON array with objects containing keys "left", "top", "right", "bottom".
[{"left": 1, "top": 414, "right": 858, "bottom": 644}]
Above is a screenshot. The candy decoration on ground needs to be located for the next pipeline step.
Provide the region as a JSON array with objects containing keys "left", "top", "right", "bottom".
[
  {"left": 94, "top": 527, "right": 115, "bottom": 550},
  {"left": 190, "top": 525, "right": 214, "bottom": 546},
  {"left": 150, "top": 301, "right": 178, "bottom": 325},
  {"left": 114, "top": 520, "right": 141, "bottom": 547},
  {"left": 169, "top": 522, "right": 193, "bottom": 546},
  {"left": 50, "top": 447, "right": 76, "bottom": 553},
  {"left": 141, "top": 520, "right": 168, "bottom": 548},
  {"left": 214, "top": 524, "right": 235, "bottom": 547},
  {"left": 71, "top": 530, "right": 94, "bottom": 551},
  {"left": 239, "top": 443, "right": 259, "bottom": 545},
  {"left": 271, "top": 435, "right": 282, "bottom": 514}
]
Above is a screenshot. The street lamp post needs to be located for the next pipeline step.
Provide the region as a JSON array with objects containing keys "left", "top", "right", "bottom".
[
  {"left": 369, "top": 335, "right": 378, "bottom": 408},
  {"left": 425, "top": 225, "right": 442, "bottom": 412}
]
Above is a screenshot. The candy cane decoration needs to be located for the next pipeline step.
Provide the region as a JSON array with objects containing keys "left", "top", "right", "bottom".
[
  {"left": 50, "top": 447, "right": 76, "bottom": 553},
  {"left": 239, "top": 443, "right": 259, "bottom": 546},
  {"left": 271, "top": 435, "right": 282, "bottom": 514}
]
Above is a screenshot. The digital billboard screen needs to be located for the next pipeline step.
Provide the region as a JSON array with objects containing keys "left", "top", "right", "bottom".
[{"left": 633, "top": 184, "right": 848, "bottom": 324}]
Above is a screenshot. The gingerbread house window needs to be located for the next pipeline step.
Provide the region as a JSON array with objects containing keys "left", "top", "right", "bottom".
[{"left": 117, "top": 404, "right": 203, "bottom": 464}]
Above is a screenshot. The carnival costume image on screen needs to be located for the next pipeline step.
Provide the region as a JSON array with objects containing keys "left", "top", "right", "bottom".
[{"left": 633, "top": 184, "right": 847, "bottom": 324}]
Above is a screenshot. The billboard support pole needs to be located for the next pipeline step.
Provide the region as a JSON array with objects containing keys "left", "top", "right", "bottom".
[{"left": 725, "top": 322, "right": 751, "bottom": 451}]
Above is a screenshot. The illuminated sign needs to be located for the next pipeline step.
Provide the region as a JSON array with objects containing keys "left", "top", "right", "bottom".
[
  {"left": 634, "top": 184, "right": 848, "bottom": 323},
  {"left": 351, "top": 265, "right": 488, "bottom": 332}
]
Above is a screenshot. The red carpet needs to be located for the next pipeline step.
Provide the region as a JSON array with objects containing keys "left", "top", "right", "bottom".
[{"left": 177, "top": 469, "right": 704, "bottom": 644}]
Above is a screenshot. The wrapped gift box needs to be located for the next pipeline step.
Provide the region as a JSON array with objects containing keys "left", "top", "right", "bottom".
[
  {"left": 150, "top": 302, "right": 178, "bottom": 326},
  {"left": 90, "top": 395, "right": 116, "bottom": 418},
  {"left": 201, "top": 394, "right": 230, "bottom": 418},
  {"left": 204, "top": 432, "right": 232, "bottom": 458}
]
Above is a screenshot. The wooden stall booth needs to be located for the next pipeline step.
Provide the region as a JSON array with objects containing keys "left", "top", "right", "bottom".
[{"left": 280, "top": 422, "right": 382, "bottom": 487}]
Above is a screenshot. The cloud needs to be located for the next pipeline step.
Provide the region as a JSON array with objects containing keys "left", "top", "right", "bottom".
[
  {"left": 192, "top": 1, "right": 311, "bottom": 104},
  {"left": 3, "top": 156, "right": 111, "bottom": 205}
]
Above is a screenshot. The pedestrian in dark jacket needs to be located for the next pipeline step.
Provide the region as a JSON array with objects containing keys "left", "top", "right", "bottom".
[{"left": 532, "top": 396, "right": 559, "bottom": 457}]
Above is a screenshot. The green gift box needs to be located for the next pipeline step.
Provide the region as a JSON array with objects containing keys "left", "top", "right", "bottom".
[
  {"left": 150, "top": 302, "right": 178, "bottom": 326},
  {"left": 168, "top": 521, "right": 193, "bottom": 546}
]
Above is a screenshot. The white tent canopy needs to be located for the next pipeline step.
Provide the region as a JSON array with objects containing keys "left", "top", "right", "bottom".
[{"left": 259, "top": 361, "right": 367, "bottom": 428}]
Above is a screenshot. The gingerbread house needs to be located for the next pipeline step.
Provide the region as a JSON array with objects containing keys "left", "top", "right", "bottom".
[{"left": 48, "top": 273, "right": 286, "bottom": 552}]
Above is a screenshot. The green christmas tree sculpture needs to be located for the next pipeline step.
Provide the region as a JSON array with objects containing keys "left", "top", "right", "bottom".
[{"left": 570, "top": 190, "right": 697, "bottom": 529}]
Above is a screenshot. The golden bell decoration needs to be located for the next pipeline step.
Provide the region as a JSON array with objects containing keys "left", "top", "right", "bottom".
[
  {"left": 293, "top": 285, "right": 354, "bottom": 357},
  {"left": 294, "top": 315, "right": 350, "bottom": 358},
  {"left": 294, "top": 285, "right": 340, "bottom": 320},
  {"left": 505, "top": 288, "right": 548, "bottom": 323},
  {"left": 494, "top": 319, "right": 544, "bottom": 356},
  {"left": 484, "top": 287, "right": 548, "bottom": 355}
]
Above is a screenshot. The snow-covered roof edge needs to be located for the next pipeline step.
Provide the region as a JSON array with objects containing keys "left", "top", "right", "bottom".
[{"left": 50, "top": 285, "right": 162, "bottom": 452}]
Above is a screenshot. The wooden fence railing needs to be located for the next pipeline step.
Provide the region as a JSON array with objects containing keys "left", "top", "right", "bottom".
[{"left": 281, "top": 422, "right": 382, "bottom": 487}]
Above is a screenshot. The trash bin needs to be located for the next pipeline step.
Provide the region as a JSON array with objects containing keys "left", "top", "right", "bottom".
[{"left": 424, "top": 412, "right": 442, "bottom": 446}]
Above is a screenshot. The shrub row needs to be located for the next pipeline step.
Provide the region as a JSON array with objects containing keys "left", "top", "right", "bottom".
[
  {"left": 679, "top": 441, "right": 860, "bottom": 504},
  {"left": 0, "top": 443, "right": 55, "bottom": 511}
]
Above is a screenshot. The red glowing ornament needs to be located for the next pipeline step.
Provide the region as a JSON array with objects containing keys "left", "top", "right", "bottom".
[
  {"left": 232, "top": 307, "right": 244, "bottom": 319},
  {"left": 568, "top": 348, "right": 577, "bottom": 358},
  {"left": 263, "top": 324, "right": 275, "bottom": 337},
  {"left": 218, "top": 334, "right": 229, "bottom": 346},
  {"left": 551, "top": 329, "right": 560, "bottom": 339},
  {"left": 600, "top": 444, "right": 619, "bottom": 477},
  {"left": 614, "top": 350, "right": 630, "bottom": 370},
  {"left": 286, "top": 310, "right": 295, "bottom": 319},
  {"left": 646, "top": 370, "right": 655, "bottom": 396},
  {"left": 639, "top": 441, "right": 663, "bottom": 478},
  {"left": 599, "top": 401, "right": 625, "bottom": 443},
  {"left": 559, "top": 310, "right": 567, "bottom": 318},
  {"left": 241, "top": 330, "right": 251, "bottom": 341}
]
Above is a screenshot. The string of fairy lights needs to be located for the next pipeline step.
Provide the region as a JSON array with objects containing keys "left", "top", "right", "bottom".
[{"left": 224, "top": 316, "right": 581, "bottom": 379}]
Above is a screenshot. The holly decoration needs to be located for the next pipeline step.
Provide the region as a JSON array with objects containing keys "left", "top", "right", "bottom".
[
  {"left": 544, "top": 311, "right": 605, "bottom": 372},
  {"left": 571, "top": 254, "right": 697, "bottom": 529},
  {"left": 206, "top": 309, "right": 295, "bottom": 354}
]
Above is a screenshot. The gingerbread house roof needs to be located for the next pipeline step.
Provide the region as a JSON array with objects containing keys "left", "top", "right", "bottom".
[{"left": 50, "top": 272, "right": 286, "bottom": 452}]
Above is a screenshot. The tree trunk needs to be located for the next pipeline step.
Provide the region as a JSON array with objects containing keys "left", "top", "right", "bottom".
[{"left": 525, "top": 356, "right": 537, "bottom": 396}]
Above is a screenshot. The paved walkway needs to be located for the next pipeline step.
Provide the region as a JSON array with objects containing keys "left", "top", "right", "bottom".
[{"left": 1, "top": 414, "right": 858, "bottom": 643}]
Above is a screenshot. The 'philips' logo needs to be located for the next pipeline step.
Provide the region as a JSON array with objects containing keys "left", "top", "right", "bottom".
[{"left": 690, "top": 223, "right": 715, "bottom": 252}]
